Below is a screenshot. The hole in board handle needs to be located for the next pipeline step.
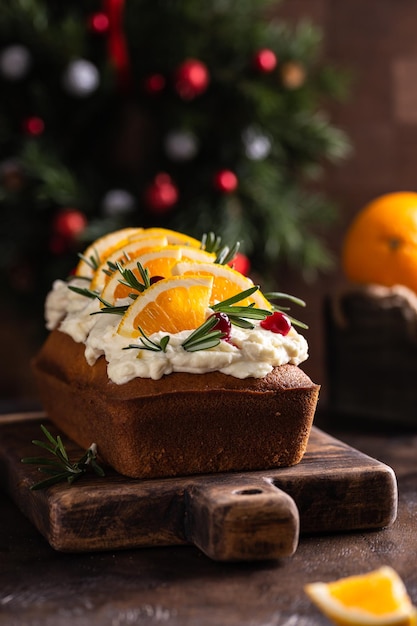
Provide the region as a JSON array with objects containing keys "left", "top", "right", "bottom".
[{"left": 234, "top": 488, "right": 263, "bottom": 496}]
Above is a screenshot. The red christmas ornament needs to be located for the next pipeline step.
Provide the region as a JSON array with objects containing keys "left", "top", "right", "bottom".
[
  {"left": 213, "top": 169, "right": 238, "bottom": 194},
  {"left": 144, "top": 173, "right": 179, "bottom": 213},
  {"left": 104, "top": 0, "right": 132, "bottom": 91},
  {"left": 89, "top": 12, "right": 110, "bottom": 33},
  {"left": 52, "top": 208, "right": 87, "bottom": 239},
  {"left": 144, "top": 73, "right": 166, "bottom": 95},
  {"left": 175, "top": 59, "right": 209, "bottom": 100},
  {"left": 253, "top": 49, "right": 277, "bottom": 73},
  {"left": 228, "top": 252, "right": 251, "bottom": 276},
  {"left": 22, "top": 116, "right": 44, "bottom": 136}
]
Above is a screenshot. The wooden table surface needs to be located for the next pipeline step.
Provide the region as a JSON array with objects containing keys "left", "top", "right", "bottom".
[{"left": 1, "top": 409, "right": 417, "bottom": 626}]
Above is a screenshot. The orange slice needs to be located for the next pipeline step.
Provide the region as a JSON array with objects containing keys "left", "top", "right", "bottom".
[
  {"left": 172, "top": 260, "right": 271, "bottom": 308},
  {"left": 117, "top": 275, "right": 214, "bottom": 337},
  {"left": 133, "top": 227, "right": 201, "bottom": 248},
  {"left": 305, "top": 567, "right": 417, "bottom": 626},
  {"left": 90, "top": 236, "right": 168, "bottom": 291},
  {"left": 75, "top": 227, "right": 143, "bottom": 278},
  {"left": 175, "top": 247, "right": 216, "bottom": 262},
  {"left": 101, "top": 246, "right": 183, "bottom": 304}
]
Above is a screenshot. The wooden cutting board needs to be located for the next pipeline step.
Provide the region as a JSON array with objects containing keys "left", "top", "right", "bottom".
[{"left": 0, "top": 413, "right": 398, "bottom": 562}]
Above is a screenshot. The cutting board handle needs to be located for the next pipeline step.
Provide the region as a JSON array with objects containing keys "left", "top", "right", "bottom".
[{"left": 184, "top": 477, "right": 299, "bottom": 561}]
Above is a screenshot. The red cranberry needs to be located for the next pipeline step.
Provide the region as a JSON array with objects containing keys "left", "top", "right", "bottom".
[
  {"left": 260, "top": 311, "right": 291, "bottom": 336},
  {"left": 150, "top": 275, "right": 165, "bottom": 285},
  {"left": 209, "top": 312, "right": 232, "bottom": 341}
]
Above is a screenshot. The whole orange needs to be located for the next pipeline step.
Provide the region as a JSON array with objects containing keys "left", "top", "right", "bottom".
[{"left": 342, "top": 191, "right": 417, "bottom": 293}]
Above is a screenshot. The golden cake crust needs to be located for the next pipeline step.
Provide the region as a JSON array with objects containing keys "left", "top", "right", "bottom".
[{"left": 33, "top": 329, "right": 320, "bottom": 478}]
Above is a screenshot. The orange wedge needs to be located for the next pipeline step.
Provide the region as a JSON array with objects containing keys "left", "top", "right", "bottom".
[
  {"left": 305, "top": 567, "right": 417, "bottom": 626},
  {"left": 117, "top": 275, "right": 214, "bottom": 337},
  {"left": 90, "top": 236, "right": 168, "bottom": 291},
  {"left": 101, "top": 246, "right": 183, "bottom": 304},
  {"left": 75, "top": 227, "right": 143, "bottom": 278},
  {"left": 135, "top": 227, "right": 201, "bottom": 248},
  {"left": 172, "top": 260, "right": 271, "bottom": 309}
]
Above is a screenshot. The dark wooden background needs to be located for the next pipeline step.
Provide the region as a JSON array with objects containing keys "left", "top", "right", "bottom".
[{"left": 3, "top": 0, "right": 417, "bottom": 407}]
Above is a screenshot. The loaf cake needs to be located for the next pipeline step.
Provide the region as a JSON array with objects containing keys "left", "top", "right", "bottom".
[{"left": 33, "top": 227, "right": 319, "bottom": 479}]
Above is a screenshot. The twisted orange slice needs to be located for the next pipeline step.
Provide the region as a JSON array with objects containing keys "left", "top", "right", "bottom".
[
  {"left": 172, "top": 260, "right": 271, "bottom": 308},
  {"left": 117, "top": 275, "right": 214, "bottom": 337}
]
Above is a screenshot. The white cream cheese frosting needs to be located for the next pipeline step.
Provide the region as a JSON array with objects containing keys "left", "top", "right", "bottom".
[{"left": 45, "top": 278, "right": 309, "bottom": 383}]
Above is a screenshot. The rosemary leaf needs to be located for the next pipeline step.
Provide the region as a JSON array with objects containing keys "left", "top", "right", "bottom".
[
  {"left": 77, "top": 249, "right": 100, "bottom": 271},
  {"left": 215, "top": 241, "right": 240, "bottom": 265},
  {"left": 21, "top": 456, "right": 63, "bottom": 467},
  {"left": 68, "top": 285, "right": 100, "bottom": 299},
  {"left": 224, "top": 317, "right": 255, "bottom": 329},
  {"left": 263, "top": 292, "right": 308, "bottom": 329},
  {"left": 183, "top": 333, "right": 224, "bottom": 352},
  {"left": 56, "top": 435, "right": 69, "bottom": 462},
  {"left": 91, "top": 304, "right": 128, "bottom": 316},
  {"left": 211, "top": 285, "right": 259, "bottom": 308},
  {"left": 264, "top": 291, "right": 306, "bottom": 308},
  {"left": 30, "top": 473, "right": 77, "bottom": 491},
  {"left": 30, "top": 439, "right": 56, "bottom": 454},
  {"left": 159, "top": 335, "right": 170, "bottom": 352},
  {"left": 215, "top": 305, "right": 271, "bottom": 319}
]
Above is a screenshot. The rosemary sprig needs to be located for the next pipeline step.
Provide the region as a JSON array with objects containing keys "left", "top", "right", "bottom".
[
  {"left": 77, "top": 249, "right": 100, "bottom": 272},
  {"left": 21, "top": 424, "right": 105, "bottom": 490},
  {"left": 264, "top": 291, "right": 308, "bottom": 329},
  {"left": 89, "top": 292, "right": 130, "bottom": 315},
  {"left": 102, "top": 252, "right": 131, "bottom": 277},
  {"left": 211, "top": 286, "right": 272, "bottom": 329},
  {"left": 68, "top": 284, "right": 129, "bottom": 315},
  {"left": 114, "top": 261, "right": 151, "bottom": 293},
  {"left": 181, "top": 316, "right": 225, "bottom": 352},
  {"left": 69, "top": 260, "right": 153, "bottom": 315},
  {"left": 201, "top": 231, "right": 222, "bottom": 253},
  {"left": 123, "top": 326, "right": 170, "bottom": 352},
  {"left": 201, "top": 232, "right": 241, "bottom": 265},
  {"left": 215, "top": 241, "right": 240, "bottom": 265}
]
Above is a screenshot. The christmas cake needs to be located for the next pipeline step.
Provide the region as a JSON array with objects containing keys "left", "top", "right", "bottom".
[{"left": 33, "top": 227, "right": 319, "bottom": 478}]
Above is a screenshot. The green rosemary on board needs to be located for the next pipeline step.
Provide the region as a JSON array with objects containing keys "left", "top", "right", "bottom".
[{"left": 21, "top": 424, "right": 105, "bottom": 490}]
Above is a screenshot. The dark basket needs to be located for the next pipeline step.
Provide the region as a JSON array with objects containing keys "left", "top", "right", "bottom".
[{"left": 324, "top": 285, "right": 417, "bottom": 426}]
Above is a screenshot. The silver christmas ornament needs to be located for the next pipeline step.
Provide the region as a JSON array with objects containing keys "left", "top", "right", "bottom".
[
  {"left": 164, "top": 130, "right": 198, "bottom": 161},
  {"left": 243, "top": 127, "right": 271, "bottom": 161},
  {"left": 62, "top": 59, "right": 100, "bottom": 97},
  {"left": 101, "top": 189, "right": 136, "bottom": 217},
  {"left": 0, "top": 45, "right": 31, "bottom": 80}
]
